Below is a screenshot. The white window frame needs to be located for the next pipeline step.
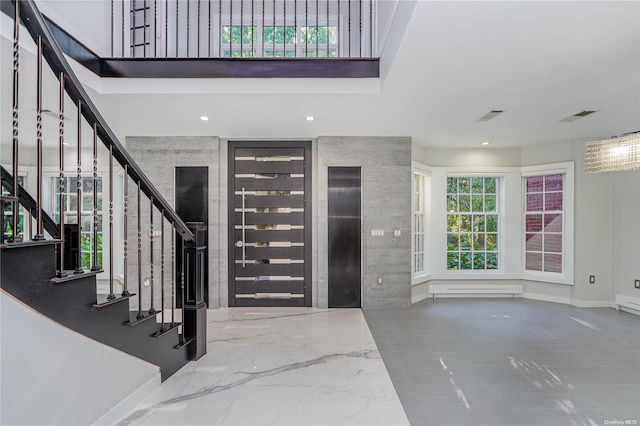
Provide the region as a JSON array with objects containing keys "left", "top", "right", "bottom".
[
  {"left": 412, "top": 162, "right": 431, "bottom": 283},
  {"left": 521, "top": 162, "right": 574, "bottom": 285}
]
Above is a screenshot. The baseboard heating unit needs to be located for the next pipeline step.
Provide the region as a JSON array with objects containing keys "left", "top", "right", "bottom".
[
  {"left": 429, "top": 284, "right": 523, "bottom": 299},
  {"left": 615, "top": 294, "right": 640, "bottom": 315}
]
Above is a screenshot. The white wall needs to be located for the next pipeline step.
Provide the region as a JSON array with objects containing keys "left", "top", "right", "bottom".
[
  {"left": 612, "top": 169, "right": 640, "bottom": 298},
  {"left": 0, "top": 291, "right": 159, "bottom": 426}
]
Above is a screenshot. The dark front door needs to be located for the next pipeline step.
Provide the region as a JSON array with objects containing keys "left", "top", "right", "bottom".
[{"left": 228, "top": 141, "right": 312, "bottom": 307}]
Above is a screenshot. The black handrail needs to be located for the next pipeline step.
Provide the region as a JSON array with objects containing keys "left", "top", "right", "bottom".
[
  {"left": 13, "top": 0, "right": 194, "bottom": 242},
  {"left": 1, "top": 165, "right": 60, "bottom": 239}
]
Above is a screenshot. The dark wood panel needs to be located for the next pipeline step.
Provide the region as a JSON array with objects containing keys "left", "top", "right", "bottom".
[
  {"left": 235, "top": 177, "right": 305, "bottom": 191},
  {"left": 242, "top": 246, "right": 305, "bottom": 259},
  {"left": 235, "top": 161, "right": 304, "bottom": 174},
  {"left": 236, "top": 195, "right": 304, "bottom": 208},
  {"left": 235, "top": 263, "right": 304, "bottom": 276},
  {"left": 235, "top": 281, "right": 305, "bottom": 294},
  {"left": 234, "top": 298, "right": 305, "bottom": 307},
  {"left": 237, "top": 229, "right": 304, "bottom": 242},
  {"left": 236, "top": 212, "right": 304, "bottom": 225}
]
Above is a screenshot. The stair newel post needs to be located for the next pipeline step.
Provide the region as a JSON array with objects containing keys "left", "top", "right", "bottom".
[
  {"left": 171, "top": 221, "right": 176, "bottom": 326},
  {"left": 149, "top": 197, "right": 157, "bottom": 314},
  {"left": 91, "top": 123, "right": 100, "bottom": 271},
  {"left": 34, "top": 35, "right": 45, "bottom": 241},
  {"left": 107, "top": 145, "right": 115, "bottom": 299},
  {"left": 183, "top": 222, "right": 207, "bottom": 360},
  {"left": 160, "top": 210, "right": 166, "bottom": 331},
  {"left": 58, "top": 72, "right": 65, "bottom": 276},
  {"left": 10, "top": 0, "right": 21, "bottom": 243},
  {"left": 137, "top": 181, "right": 144, "bottom": 319},
  {"left": 75, "top": 100, "right": 84, "bottom": 275},
  {"left": 122, "top": 164, "right": 130, "bottom": 295}
]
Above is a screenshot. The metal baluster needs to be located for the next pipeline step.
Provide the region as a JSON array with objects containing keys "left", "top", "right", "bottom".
[
  {"left": 359, "top": 0, "right": 362, "bottom": 57},
  {"left": 160, "top": 211, "right": 166, "bottom": 331},
  {"left": 149, "top": 197, "right": 157, "bottom": 314},
  {"left": 111, "top": 0, "right": 114, "bottom": 56},
  {"left": 230, "top": 0, "right": 233, "bottom": 56},
  {"left": 262, "top": 0, "right": 265, "bottom": 56},
  {"left": 154, "top": 0, "right": 157, "bottom": 57},
  {"left": 137, "top": 182, "right": 144, "bottom": 318},
  {"left": 11, "top": 0, "right": 21, "bottom": 243},
  {"left": 326, "top": 0, "right": 329, "bottom": 57},
  {"left": 91, "top": 126, "right": 100, "bottom": 271},
  {"left": 131, "top": 1, "right": 135, "bottom": 57},
  {"left": 272, "top": 0, "right": 275, "bottom": 56},
  {"left": 28, "top": 211, "right": 33, "bottom": 241},
  {"left": 219, "top": 0, "right": 222, "bottom": 57},
  {"left": 348, "top": 0, "right": 351, "bottom": 57},
  {"left": 240, "top": 0, "right": 243, "bottom": 57},
  {"left": 143, "top": 0, "right": 148, "bottom": 57},
  {"left": 165, "top": 0, "right": 168, "bottom": 57},
  {"left": 171, "top": 222, "right": 176, "bottom": 325},
  {"left": 58, "top": 72, "right": 65, "bottom": 275},
  {"left": 294, "top": 0, "right": 297, "bottom": 57},
  {"left": 35, "top": 35, "right": 44, "bottom": 240},
  {"left": 75, "top": 100, "right": 84, "bottom": 274},
  {"left": 283, "top": 0, "right": 286, "bottom": 57},
  {"left": 107, "top": 146, "right": 115, "bottom": 298},
  {"left": 208, "top": 0, "right": 212, "bottom": 57},
  {"left": 179, "top": 251, "right": 186, "bottom": 344},
  {"left": 369, "top": 0, "right": 372, "bottom": 57},
  {"left": 176, "top": 0, "right": 179, "bottom": 56},
  {"left": 187, "top": 0, "right": 190, "bottom": 56},
  {"left": 251, "top": 0, "right": 254, "bottom": 56},
  {"left": 337, "top": 0, "right": 340, "bottom": 57},
  {"left": 316, "top": 0, "right": 318, "bottom": 57},
  {"left": 305, "top": 0, "right": 308, "bottom": 57},
  {"left": 122, "top": 0, "right": 125, "bottom": 57},
  {"left": 122, "top": 166, "right": 129, "bottom": 295},
  {"left": 198, "top": 0, "right": 201, "bottom": 57}
]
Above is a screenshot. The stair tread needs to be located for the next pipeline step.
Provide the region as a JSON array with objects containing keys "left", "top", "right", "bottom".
[
  {"left": 152, "top": 322, "right": 181, "bottom": 338},
  {"left": 93, "top": 292, "right": 136, "bottom": 308},
  {"left": 125, "top": 310, "right": 160, "bottom": 326},
  {"left": 50, "top": 269, "right": 102, "bottom": 284},
  {"left": 1, "top": 239, "right": 62, "bottom": 250},
  {"left": 175, "top": 336, "right": 194, "bottom": 350}
]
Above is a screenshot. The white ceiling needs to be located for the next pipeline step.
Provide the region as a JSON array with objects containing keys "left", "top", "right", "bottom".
[{"left": 2, "top": 1, "right": 640, "bottom": 150}]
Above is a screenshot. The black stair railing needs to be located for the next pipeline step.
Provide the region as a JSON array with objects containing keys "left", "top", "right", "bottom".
[{"left": 6, "top": 0, "right": 206, "bottom": 361}]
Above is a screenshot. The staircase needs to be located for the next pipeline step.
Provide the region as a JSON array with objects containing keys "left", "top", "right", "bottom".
[{"left": 1, "top": 0, "right": 207, "bottom": 384}]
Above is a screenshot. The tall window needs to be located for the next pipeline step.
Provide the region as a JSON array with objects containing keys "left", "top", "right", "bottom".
[
  {"left": 524, "top": 174, "right": 564, "bottom": 273},
  {"left": 51, "top": 176, "right": 103, "bottom": 269},
  {"left": 413, "top": 173, "right": 425, "bottom": 275},
  {"left": 446, "top": 177, "right": 499, "bottom": 270},
  {"left": 2, "top": 176, "right": 26, "bottom": 240}
]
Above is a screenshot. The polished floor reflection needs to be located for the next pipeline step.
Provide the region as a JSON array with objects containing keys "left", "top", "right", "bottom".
[
  {"left": 364, "top": 299, "right": 640, "bottom": 426},
  {"left": 117, "top": 308, "right": 408, "bottom": 425}
]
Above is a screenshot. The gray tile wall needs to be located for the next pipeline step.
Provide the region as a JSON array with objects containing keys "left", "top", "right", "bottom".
[{"left": 317, "top": 137, "right": 412, "bottom": 309}]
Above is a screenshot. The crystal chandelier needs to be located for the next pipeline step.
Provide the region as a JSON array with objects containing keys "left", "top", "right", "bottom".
[{"left": 585, "top": 131, "right": 640, "bottom": 173}]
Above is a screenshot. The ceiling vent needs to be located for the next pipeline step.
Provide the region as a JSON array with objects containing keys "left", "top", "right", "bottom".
[
  {"left": 477, "top": 110, "right": 504, "bottom": 122},
  {"left": 559, "top": 110, "right": 598, "bottom": 123}
]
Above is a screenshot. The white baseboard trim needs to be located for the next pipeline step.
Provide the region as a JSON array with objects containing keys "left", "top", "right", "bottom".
[
  {"left": 521, "top": 292, "right": 571, "bottom": 305},
  {"left": 570, "top": 300, "right": 616, "bottom": 309},
  {"left": 411, "top": 293, "right": 429, "bottom": 304},
  {"left": 92, "top": 373, "right": 161, "bottom": 426},
  {"left": 614, "top": 294, "right": 640, "bottom": 316}
]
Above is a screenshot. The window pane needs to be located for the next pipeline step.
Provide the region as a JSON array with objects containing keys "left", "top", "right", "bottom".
[
  {"left": 473, "top": 252, "right": 485, "bottom": 269},
  {"left": 460, "top": 233, "right": 471, "bottom": 251},
  {"left": 484, "top": 178, "right": 496, "bottom": 194},
  {"left": 526, "top": 233, "right": 542, "bottom": 252},
  {"left": 471, "top": 195, "right": 483, "bottom": 212},
  {"left": 447, "top": 195, "right": 457, "bottom": 212},
  {"left": 486, "top": 233, "right": 498, "bottom": 250},
  {"left": 526, "top": 253, "right": 543, "bottom": 271},
  {"left": 471, "top": 177, "right": 483, "bottom": 193},
  {"left": 544, "top": 254, "right": 562, "bottom": 273},
  {"left": 473, "top": 215, "right": 485, "bottom": 232},
  {"left": 473, "top": 233, "right": 485, "bottom": 250},
  {"left": 447, "top": 214, "right": 459, "bottom": 232},
  {"left": 485, "top": 195, "right": 496, "bottom": 212},
  {"left": 545, "top": 174, "right": 563, "bottom": 191},
  {"left": 486, "top": 215, "right": 498, "bottom": 232},
  {"left": 526, "top": 176, "right": 543, "bottom": 192},
  {"left": 447, "top": 252, "right": 459, "bottom": 270},
  {"left": 460, "top": 252, "right": 472, "bottom": 269},
  {"left": 459, "top": 178, "right": 470, "bottom": 194},
  {"left": 545, "top": 192, "right": 563, "bottom": 211},
  {"left": 526, "top": 193, "right": 543, "bottom": 211},
  {"left": 460, "top": 215, "right": 471, "bottom": 232},
  {"left": 544, "top": 233, "right": 562, "bottom": 253},
  {"left": 459, "top": 195, "right": 470, "bottom": 212},
  {"left": 486, "top": 252, "right": 498, "bottom": 270},
  {"left": 544, "top": 214, "right": 562, "bottom": 232},
  {"left": 525, "top": 214, "right": 542, "bottom": 232},
  {"left": 447, "top": 177, "right": 457, "bottom": 194},
  {"left": 447, "top": 233, "right": 459, "bottom": 250}
]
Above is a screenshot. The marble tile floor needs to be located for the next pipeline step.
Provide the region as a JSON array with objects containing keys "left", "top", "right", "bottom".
[{"left": 116, "top": 308, "right": 409, "bottom": 426}]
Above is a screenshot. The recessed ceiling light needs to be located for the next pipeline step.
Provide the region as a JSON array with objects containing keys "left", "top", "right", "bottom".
[
  {"left": 199, "top": 116, "right": 209, "bottom": 121},
  {"left": 558, "top": 110, "right": 597, "bottom": 123},
  {"left": 481, "top": 141, "right": 490, "bottom": 146},
  {"left": 306, "top": 116, "right": 314, "bottom": 121}
]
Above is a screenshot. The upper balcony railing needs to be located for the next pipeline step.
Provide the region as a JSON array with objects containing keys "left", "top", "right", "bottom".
[{"left": 112, "top": 0, "right": 376, "bottom": 59}]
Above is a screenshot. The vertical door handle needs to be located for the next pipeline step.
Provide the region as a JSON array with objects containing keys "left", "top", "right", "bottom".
[{"left": 241, "top": 186, "right": 246, "bottom": 267}]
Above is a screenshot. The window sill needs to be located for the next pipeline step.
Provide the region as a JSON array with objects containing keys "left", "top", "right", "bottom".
[
  {"left": 430, "top": 273, "right": 521, "bottom": 281},
  {"left": 521, "top": 273, "right": 574, "bottom": 286},
  {"left": 412, "top": 274, "right": 431, "bottom": 286}
]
